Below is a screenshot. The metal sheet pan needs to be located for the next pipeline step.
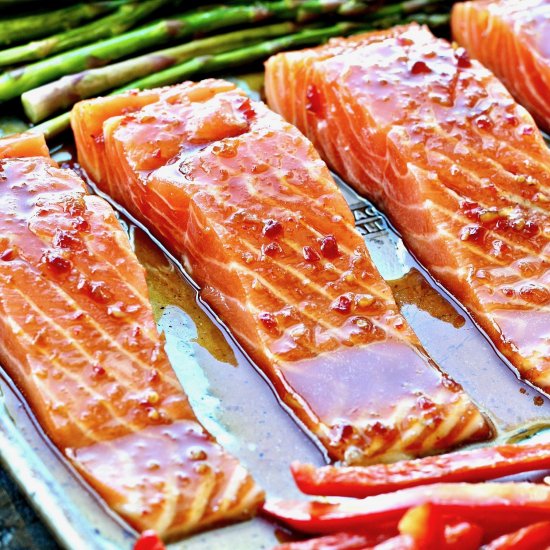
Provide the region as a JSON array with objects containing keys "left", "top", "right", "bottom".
[{"left": 1, "top": 81, "right": 550, "bottom": 550}]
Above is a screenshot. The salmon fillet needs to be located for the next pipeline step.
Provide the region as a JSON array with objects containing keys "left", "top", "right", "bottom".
[
  {"left": 0, "top": 133, "right": 262, "bottom": 538},
  {"left": 265, "top": 24, "right": 550, "bottom": 392},
  {"left": 452, "top": 0, "right": 550, "bottom": 133},
  {"left": 71, "top": 80, "right": 491, "bottom": 464}
]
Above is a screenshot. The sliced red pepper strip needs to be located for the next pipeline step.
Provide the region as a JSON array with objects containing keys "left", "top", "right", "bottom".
[
  {"left": 445, "top": 522, "right": 483, "bottom": 550},
  {"left": 397, "top": 505, "right": 482, "bottom": 550},
  {"left": 275, "top": 531, "right": 389, "bottom": 549},
  {"left": 262, "top": 482, "right": 550, "bottom": 535},
  {"left": 291, "top": 443, "right": 550, "bottom": 498},
  {"left": 398, "top": 503, "right": 446, "bottom": 549},
  {"left": 134, "top": 530, "right": 166, "bottom": 550},
  {"left": 483, "top": 521, "right": 550, "bottom": 549},
  {"left": 370, "top": 535, "right": 417, "bottom": 549}
]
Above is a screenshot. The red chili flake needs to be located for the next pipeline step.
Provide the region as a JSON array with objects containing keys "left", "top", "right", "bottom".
[
  {"left": 417, "top": 395, "right": 436, "bottom": 411},
  {"left": 262, "top": 219, "right": 283, "bottom": 239},
  {"left": 460, "top": 201, "right": 481, "bottom": 220},
  {"left": 0, "top": 248, "right": 15, "bottom": 261},
  {"left": 397, "top": 36, "right": 414, "bottom": 46},
  {"left": 475, "top": 115, "right": 492, "bottom": 130},
  {"left": 521, "top": 125, "right": 534, "bottom": 136},
  {"left": 134, "top": 530, "right": 166, "bottom": 550},
  {"left": 459, "top": 225, "right": 486, "bottom": 243},
  {"left": 320, "top": 235, "right": 339, "bottom": 258},
  {"left": 332, "top": 295, "right": 352, "bottom": 314},
  {"left": 64, "top": 198, "right": 85, "bottom": 217},
  {"left": 148, "top": 369, "right": 160, "bottom": 383},
  {"left": 262, "top": 242, "right": 282, "bottom": 257},
  {"left": 505, "top": 113, "right": 519, "bottom": 126},
  {"left": 303, "top": 246, "right": 320, "bottom": 262},
  {"left": 237, "top": 97, "right": 255, "bottom": 121},
  {"left": 455, "top": 47, "right": 471, "bottom": 68},
  {"left": 73, "top": 216, "right": 90, "bottom": 232},
  {"left": 53, "top": 229, "right": 82, "bottom": 250},
  {"left": 306, "top": 84, "right": 324, "bottom": 116},
  {"left": 410, "top": 60, "right": 432, "bottom": 74},
  {"left": 92, "top": 365, "right": 106, "bottom": 377},
  {"left": 259, "top": 312, "right": 277, "bottom": 330},
  {"left": 42, "top": 250, "right": 72, "bottom": 273},
  {"left": 523, "top": 220, "right": 539, "bottom": 237},
  {"left": 78, "top": 278, "right": 113, "bottom": 303},
  {"left": 501, "top": 287, "right": 515, "bottom": 298},
  {"left": 519, "top": 283, "right": 549, "bottom": 305}
]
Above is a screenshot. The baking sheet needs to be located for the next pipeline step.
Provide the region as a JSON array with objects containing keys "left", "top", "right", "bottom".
[{"left": 1, "top": 88, "right": 550, "bottom": 550}]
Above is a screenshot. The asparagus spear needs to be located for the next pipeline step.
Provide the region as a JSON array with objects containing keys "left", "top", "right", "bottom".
[
  {"left": 0, "top": 0, "right": 397, "bottom": 103},
  {"left": 118, "top": 22, "right": 366, "bottom": 92},
  {"left": 0, "top": 0, "right": 168, "bottom": 68},
  {"left": 119, "top": 11, "right": 449, "bottom": 92},
  {"left": 22, "top": 22, "right": 302, "bottom": 123},
  {"left": 30, "top": 11, "right": 449, "bottom": 139},
  {"left": 0, "top": 2, "right": 126, "bottom": 47}
]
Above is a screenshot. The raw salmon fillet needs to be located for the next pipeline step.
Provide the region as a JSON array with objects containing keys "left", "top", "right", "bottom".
[
  {"left": 71, "top": 80, "right": 491, "bottom": 464},
  {"left": 0, "top": 133, "right": 262, "bottom": 537},
  {"left": 265, "top": 24, "right": 550, "bottom": 392},
  {"left": 452, "top": 0, "right": 550, "bottom": 133}
]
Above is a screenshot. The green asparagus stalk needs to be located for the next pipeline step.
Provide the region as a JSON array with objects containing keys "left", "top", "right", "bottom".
[
  {"left": 0, "top": 0, "right": 169, "bottom": 68},
  {"left": 119, "top": 10, "right": 449, "bottom": 92},
  {"left": 22, "top": 22, "right": 302, "bottom": 123},
  {"left": 0, "top": 0, "right": 408, "bottom": 103},
  {"left": 30, "top": 10, "right": 449, "bottom": 139},
  {"left": 0, "top": 2, "right": 127, "bottom": 47},
  {"left": 117, "top": 22, "right": 366, "bottom": 92}
]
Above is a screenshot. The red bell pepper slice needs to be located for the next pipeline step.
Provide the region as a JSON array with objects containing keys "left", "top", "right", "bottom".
[
  {"left": 275, "top": 531, "right": 390, "bottom": 549},
  {"left": 483, "top": 521, "right": 550, "bottom": 549},
  {"left": 291, "top": 443, "right": 550, "bottom": 498},
  {"left": 397, "top": 503, "right": 445, "bottom": 549},
  {"left": 397, "top": 504, "right": 482, "bottom": 550},
  {"left": 262, "top": 482, "right": 550, "bottom": 535},
  {"left": 134, "top": 530, "right": 166, "bottom": 550},
  {"left": 445, "top": 522, "right": 484, "bottom": 550},
  {"left": 370, "top": 535, "right": 417, "bottom": 549}
]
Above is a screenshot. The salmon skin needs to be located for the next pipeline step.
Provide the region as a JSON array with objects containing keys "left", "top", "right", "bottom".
[
  {"left": 0, "top": 133, "right": 263, "bottom": 538},
  {"left": 71, "top": 80, "right": 491, "bottom": 465},
  {"left": 452, "top": 0, "right": 550, "bottom": 133},
  {"left": 265, "top": 24, "right": 550, "bottom": 393}
]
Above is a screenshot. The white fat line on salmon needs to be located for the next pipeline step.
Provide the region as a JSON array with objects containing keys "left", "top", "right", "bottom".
[
  {"left": 456, "top": 118, "right": 550, "bottom": 199},
  {"left": 27, "top": 217, "right": 167, "bottom": 361},
  {"left": 174, "top": 149, "right": 399, "bottom": 308},
  {"left": 7, "top": 287, "right": 161, "bottom": 438},
  {"left": 18, "top": 248, "right": 181, "bottom": 390},
  {"left": 426, "top": 150, "right": 550, "bottom": 217},
  {"left": 507, "top": 26, "right": 549, "bottom": 117},
  {"left": 2, "top": 313, "right": 136, "bottom": 446},
  {"left": 385, "top": 62, "right": 550, "bottom": 200},
  {"left": 83, "top": 196, "right": 156, "bottom": 311},
  {"left": 427, "top": 199, "right": 550, "bottom": 279},
  {"left": 228, "top": 247, "right": 409, "bottom": 345},
  {"left": 410, "top": 210, "right": 550, "bottom": 301},
  {"left": 180, "top": 234, "right": 477, "bottom": 450},
  {"left": 147, "top": 434, "right": 181, "bottom": 535},
  {"left": 178, "top": 466, "right": 218, "bottom": 533}
]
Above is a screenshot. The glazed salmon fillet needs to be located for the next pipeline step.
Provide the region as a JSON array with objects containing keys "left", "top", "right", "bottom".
[
  {"left": 265, "top": 24, "right": 550, "bottom": 392},
  {"left": 452, "top": 0, "right": 550, "bottom": 133},
  {"left": 0, "top": 133, "right": 262, "bottom": 538},
  {"left": 71, "top": 80, "right": 491, "bottom": 464}
]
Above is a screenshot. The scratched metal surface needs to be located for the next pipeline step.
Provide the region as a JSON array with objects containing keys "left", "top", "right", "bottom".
[{"left": 1, "top": 98, "right": 550, "bottom": 550}]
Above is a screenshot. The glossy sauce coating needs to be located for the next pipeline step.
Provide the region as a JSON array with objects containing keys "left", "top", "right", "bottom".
[
  {"left": 452, "top": 0, "right": 550, "bottom": 133},
  {"left": 265, "top": 24, "right": 550, "bottom": 394},
  {"left": 0, "top": 133, "right": 262, "bottom": 538},
  {"left": 71, "top": 80, "right": 491, "bottom": 464}
]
